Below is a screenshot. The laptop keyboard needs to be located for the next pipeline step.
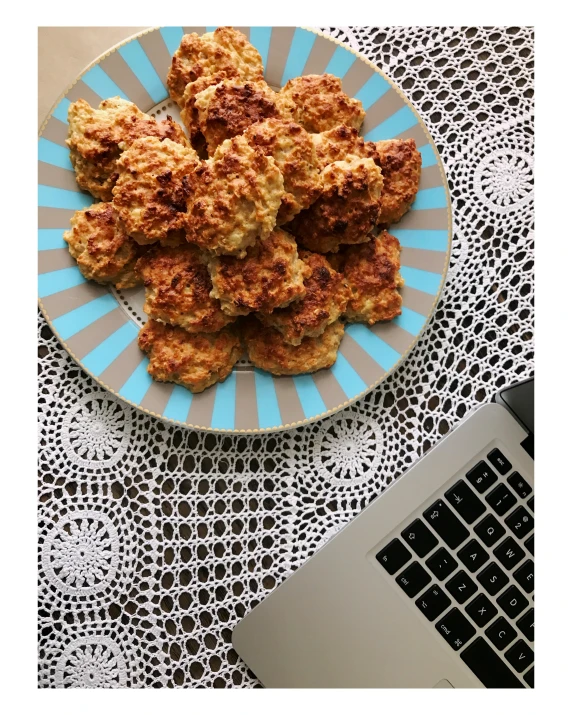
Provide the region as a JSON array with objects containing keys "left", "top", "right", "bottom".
[{"left": 375, "top": 446, "right": 534, "bottom": 688}]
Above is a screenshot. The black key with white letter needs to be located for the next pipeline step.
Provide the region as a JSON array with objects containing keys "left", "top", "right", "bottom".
[
  {"left": 465, "top": 593, "right": 498, "bottom": 627},
  {"left": 376, "top": 538, "right": 411, "bottom": 575},
  {"left": 423, "top": 500, "right": 469, "bottom": 549},
  {"left": 505, "top": 639, "right": 534, "bottom": 673},
  {"left": 446, "top": 570, "right": 478, "bottom": 604},
  {"left": 516, "top": 608, "right": 534, "bottom": 642},
  {"left": 426, "top": 547, "right": 458, "bottom": 581},
  {"left": 505, "top": 506, "right": 533, "bottom": 539},
  {"left": 466, "top": 461, "right": 498, "bottom": 493},
  {"left": 507, "top": 472, "right": 532, "bottom": 499},
  {"left": 486, "top": 483, "right": 517, "bottom": 516},
  {"left": 497, "top": 585, "right": 528, "bottom": 619},
  {"left": 435, "top": 608, "right": 476, "bottom": 651},
  {"left": 401, "top": 519, "right": 438, "bottom": 558},
  {"left": 415, "top": 584, "right": 451, "bottom": 622},
  {"left": 474, "top": 514, "right": 506, "bottom": 547},
  {"left": 458, "top": 539, "right": 489, "bottom": 573},
  {"left": 485, "top": 616, "right": 517, "bottom": 650},
  {"left": 514, "top": 560, "right": 534, "bottom": 594},
  {"left": 487, "top": 448, "right": 511, "bottom": 475},
  {"left": 494, "top": 536, "right": 525, "bottom": 570},
  {"left": 461, "top": 637, "right": 523, "bottom": 688},
  {"left": 477, "top": 562, "right": 509, "bottom": 596},
  {"left": 445, "top": 480, "right": 486, "bottom": 524},
  {"left": 395, "top": 561, "right": 431, "bottom": 597}
]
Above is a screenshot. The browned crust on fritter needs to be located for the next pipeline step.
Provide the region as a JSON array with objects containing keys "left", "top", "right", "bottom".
[
  {"left": 244, "top": 118, "right": 322, "bottom": 225},
  {"left": 258, "top": 251, "right": 351, "bottom": 345},
  {"left": 277, "top": 74, "right": 365, "bottom": 133},
  {"left": 288, "top": 157, "right": 383, "bottom": 253},
  {"left": 138, "top": 319, "right": 242, "bottom": 393},
  {"left": 312, "top": 124, "right": 378, "bottom": 171},
  {"left": 242, "top": 318, "right": 345, "bottom": 375},
  {"left": 136, "top": 244, "right": 234, "bottom": 334},
  {"left": 343, "top": 231, "right": 404, "bottom": 324},
  {"left": 374, "top": 139, "right": 422, "bottom": 225},
  {"left": 207, "top": 228, "right": 310, "bottom": 317},
  {"left": 112, "top": 137, "right": 199, "bottom": 246},
  {"left": 66, "top": 97, "right": 189, "bottom": 201},
  {"left": 180, "top": 72, "right": 238, "bottom": 154},
  {"left": 64, "top": 202, "right": 142, "bottom": 289},
  {"left": 195, "top": 81, "right": 282, "bottom": 156},
  {"left": 167, "top": 27, "right": 263, "bottom": 106},
  {"left": 186, "top": 135, "right": 284, "bottom": 257}
]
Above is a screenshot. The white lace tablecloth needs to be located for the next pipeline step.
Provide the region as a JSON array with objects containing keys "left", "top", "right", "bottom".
[{"left": 38, "top": 26, "right": 534, "bottom": 688}]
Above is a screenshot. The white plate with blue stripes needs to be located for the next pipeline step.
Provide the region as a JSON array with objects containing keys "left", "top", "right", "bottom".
[{"left": 38, "top": 26, "right": 452, "bottom": 433}]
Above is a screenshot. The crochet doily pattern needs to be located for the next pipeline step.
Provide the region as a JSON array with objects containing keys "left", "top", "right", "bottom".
[{"left": 38, "top": 26, "right": 534, "bottom": 688}]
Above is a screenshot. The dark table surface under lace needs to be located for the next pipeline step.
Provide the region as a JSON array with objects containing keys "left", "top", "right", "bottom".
[{"left": 38, "top": 26, "right": 534, "bottom": 688}]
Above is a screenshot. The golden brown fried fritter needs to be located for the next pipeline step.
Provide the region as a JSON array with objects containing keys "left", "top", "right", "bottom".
[
  {"left": 374, "top": 139, "right": 422, "bottom": 225},
  {"left": 343, "top": 231, "right": 404, "bottom": 324},
  {"left": 312, "top": 124, "right": 377, "bottom": 171},
  {"left": 64, "top": 202, "right": 141, "bottom": 289},
  {"left": 277, "top": 74, "right": 365, "bottom": 133},
  {"left": 194, "top": 80, "right": 284, "bottom": 156},
  {"left": 186, "top": 135, "right": 284, "bottom": 257},
  {"left": 67, "top": 97, "right": 189, "bottom": 201},
  {"left": 242, "top": 318, "right": 345, "bottom": 376},
  {"left": 180, "top": 72, "right": 233, "bottom": 154},
  {"left": 112, "top": 137, "right": 199, "bottom": 246},
  {"left": 244, "top": 118, "right": 322, "bottom": 225},
  {"left": 288, "top": 157, "right": 383, "bottom": 253},
  {"left": 167, "top": 27, "right": 263, "bottom": 106},
  {"left": 138, "top": 319, "right": 242, "bottom": 394},
  {"left": 136, "top": 244, "right": 235, "bottom": 333},
  {"left": 258, "top": 251, "right": 350, "bottom": 345},
  {"left": 207, "top": 228, "right": 310, "bottom": 317}
]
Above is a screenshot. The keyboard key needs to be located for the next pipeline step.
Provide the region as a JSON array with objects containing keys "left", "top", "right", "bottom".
[
  {"left": 497, "top": 585, "right": 528, "bottom": 619},
  {"left": 426, "top": 547, "right": 458, "bottom": 581},
  {"left": 516, "top": 608, "right": 534, "bottom": 642},
  {"left": 487, "top": 448, "right": 512, "bottom": 475},
  {"left": 505, "top": 506, "right": 534, "bottom": 539},
  {"left": 458, "top": 539, "right": 489, "bottom": 573},
  {"left": 486, "top": 483, "right": 517, "bottom": 516},
  {"left": 466, "top": 461, "right": 498, "bottom": 493},
  {"left": 494, "top": 537, "right": 525, "bottom": 570},
  {"left": 524, "top": 534, "right": 534, "bottom": 556},
  {"left": 514, "top": 560, "right": 534, "bottom": 594},
  {"left": 466, "top": 593, "right": 498, "bottom": 627},
  {"left": 445, "top": 480, "right": 486, "bottom": 524},
  {"left": 477, "top": 562, "right": 509, "bottom": 596},
  {"left": 435, "top": 608, "right": 476, "bottom": 651},
  {"left": 474, "top": 514, "right": 506, "bottom": 547},
  {"left": 485, "top": 616, "right": 517, "bottom": 650},
  {"left": 376, "top": 538, "right": 411, "bottom": 575},
  {"left": 508, "top": 472, "right": 532, "bottom": 499},
  {"left": 461, "top": 637, "right": 523, "bottom": 688},
  {"left": 505, "top": 639, "right": 534, "bottom": 673},
  {"left": 527, "top": 496, "right": 534, "bottom": 512},
  {"left": 523, "top": 666, "right": 534, "bottom": 687},
  {"left": 423, "top": 500, "right": 469, "bottom": 549},
  {"left": 415, "top": 584, "right": 451, "bottom": 622},
  {"left": 395, "top": 561, "right": 431, "bottom": 597},
  {"left": 401, "top": 519, "right": 438, "bottom": 558},
  {"left": 446, "top": 570, "right": 478, "bottom": 604}
]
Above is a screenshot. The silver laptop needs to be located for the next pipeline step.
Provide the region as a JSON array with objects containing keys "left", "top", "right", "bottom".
[{"left": 232, "top": 379, "right": 534, "bottom": 688}]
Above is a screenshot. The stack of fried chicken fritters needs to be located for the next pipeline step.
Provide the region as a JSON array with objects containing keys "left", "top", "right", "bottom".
[{"left": 63, "top": 27, "right": 422, "bottom": 394}]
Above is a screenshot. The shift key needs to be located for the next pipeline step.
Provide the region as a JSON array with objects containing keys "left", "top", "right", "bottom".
[{"left": 423, "top": 500, "right": 470, "bottom": 549}]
